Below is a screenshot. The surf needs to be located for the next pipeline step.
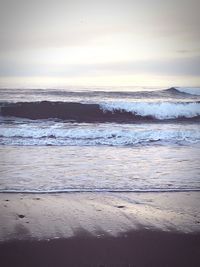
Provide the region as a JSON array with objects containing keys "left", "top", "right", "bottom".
[{"left": 1, "top": 100, "right": 200, "bottom": 122}]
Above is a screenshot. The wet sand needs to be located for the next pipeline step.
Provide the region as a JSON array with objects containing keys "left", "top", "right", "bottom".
[
  {"left": 0, "top": 192, "right": 200, "bottom": 266},
  {"left": 1, "top": 229, "right": 200, "bottom": 267}
]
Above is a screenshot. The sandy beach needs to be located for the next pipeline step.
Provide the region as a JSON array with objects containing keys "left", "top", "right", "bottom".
[{"left": 1, "top": 192, "right": 200, "bottom": 267}]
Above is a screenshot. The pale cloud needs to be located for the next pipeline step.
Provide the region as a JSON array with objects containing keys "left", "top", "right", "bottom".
[{"left": 0, "top": 0, "right": 199, "bottom": 86}]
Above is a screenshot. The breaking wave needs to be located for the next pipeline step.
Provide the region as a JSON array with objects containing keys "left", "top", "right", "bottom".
[
  {"left": 1, "top": 100, "right": 200, "bottom": 122},
  {"left": 100, "top": 101, "right": 200, "bottom": 120}
]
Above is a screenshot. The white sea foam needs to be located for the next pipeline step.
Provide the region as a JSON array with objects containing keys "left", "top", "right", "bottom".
[
  {"left": 0, "top": 123, "right": 200, "bottom": 146},
  {"left": 100, "top": 101, "right": 200, "bottom": 119}
]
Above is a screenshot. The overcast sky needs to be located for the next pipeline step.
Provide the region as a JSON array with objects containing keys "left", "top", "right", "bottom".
[{"left": 0, "top": 0, "right": 200, "bottom": 88}]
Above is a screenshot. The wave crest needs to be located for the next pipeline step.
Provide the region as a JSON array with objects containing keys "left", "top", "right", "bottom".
[
  {"left": 100, "top": 101, "right": 200, "bottom": 120},
  {"left": 174, "top": 87, "right": 200, "bottom": 96}
]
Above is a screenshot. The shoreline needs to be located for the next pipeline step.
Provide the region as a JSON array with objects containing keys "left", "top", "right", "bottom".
[{"left": 1, "top": 188, "right": 200, "bottom": 193}]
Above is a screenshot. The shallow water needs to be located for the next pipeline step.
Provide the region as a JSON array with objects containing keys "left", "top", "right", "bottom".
[{"left": 0, "top": 145, "right": 199, "bottom": 192}]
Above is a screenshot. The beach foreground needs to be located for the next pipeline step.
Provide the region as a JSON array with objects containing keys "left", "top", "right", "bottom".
[
  {"left": 0, "top": 192, "right": 200, "bottom": 267},
  {"left": 1, "top": 229, "right": 200, "bottom": 267}
]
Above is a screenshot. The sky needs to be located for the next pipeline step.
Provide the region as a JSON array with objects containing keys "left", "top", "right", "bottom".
[{"left": 0, "top": 0, "right": 200, "bottom": 88}]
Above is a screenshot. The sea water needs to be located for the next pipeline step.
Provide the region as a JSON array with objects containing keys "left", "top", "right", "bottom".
[{"left": 0, "top": 86, "right": 200, "bottom": 193}]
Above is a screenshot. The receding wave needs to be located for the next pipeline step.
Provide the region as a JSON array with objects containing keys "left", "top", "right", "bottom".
[{"left": 1, "top": 100, "right": 200, "bottom": 122}]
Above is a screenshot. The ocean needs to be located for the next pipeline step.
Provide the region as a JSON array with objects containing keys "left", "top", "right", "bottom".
[{"left": 0, "top": 86, "right": 200, "bottom": 193}]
